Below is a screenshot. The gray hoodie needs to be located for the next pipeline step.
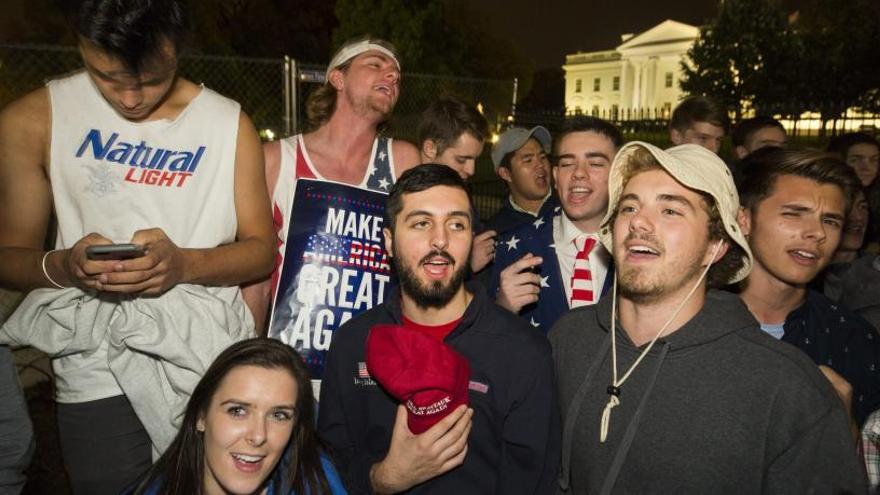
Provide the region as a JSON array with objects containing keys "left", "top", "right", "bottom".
[{"left": 550, "top": 289, "right": 866, "bottom": 494}]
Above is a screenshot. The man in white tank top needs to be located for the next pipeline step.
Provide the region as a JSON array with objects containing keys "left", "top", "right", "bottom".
[
  {"left": 244, "top": 37, "right": 419, "bottom": 332},
  {"left": 0, "top": 1, "right": 273, "bottom": 493}
]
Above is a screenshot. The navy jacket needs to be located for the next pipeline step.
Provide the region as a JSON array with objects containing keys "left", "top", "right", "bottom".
[
  {"left": 483, "top": 195, "right": 558, "bottom": 237},
  {"left": 318, "top": 283, "right": 560, "bottom": 494}
]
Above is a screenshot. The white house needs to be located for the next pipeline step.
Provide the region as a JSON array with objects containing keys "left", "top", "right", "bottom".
[{"left": 563, "top": 20, "right": 699, "bottom": 118}]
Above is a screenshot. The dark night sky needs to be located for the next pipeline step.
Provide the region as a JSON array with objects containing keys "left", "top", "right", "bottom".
[{"left": 470, "top": 0, "right": 804, "bottom": 69}]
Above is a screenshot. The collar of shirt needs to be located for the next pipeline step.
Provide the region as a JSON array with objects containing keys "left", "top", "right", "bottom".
[
  {"left": 402, "top": 314, "right": 461, "bottom": 342},
  {"left": 552, "top": 212, "right": 609, "bottom": 306},
  {"left": 508, "top": 194, "right": 550, "bottom": 217},
  {"left": 554, "top": 210, "right": 594, "bottom": 248},
  {"left": 759, "top": 322, "right": 785, "bottom": 340}
]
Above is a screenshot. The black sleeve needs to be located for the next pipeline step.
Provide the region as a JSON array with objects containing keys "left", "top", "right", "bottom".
[
  {"left": 318, "top": 334, "right": 381, "bottom": 494},
  {"left": 496, "top": 338, "right": 561, "bottom": 494}
]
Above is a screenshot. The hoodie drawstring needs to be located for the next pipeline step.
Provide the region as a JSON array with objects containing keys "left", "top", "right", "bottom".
[
  {"left": 599, "top": 341, "right": 670, "bottom": 495},
  {"left": 558, "top": 333, "right": 611, "bottom": 492}
]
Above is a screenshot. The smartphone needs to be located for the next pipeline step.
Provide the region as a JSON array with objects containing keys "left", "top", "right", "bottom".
[{"left": 85, "top": 243, "right": 146, "bottom": 260}]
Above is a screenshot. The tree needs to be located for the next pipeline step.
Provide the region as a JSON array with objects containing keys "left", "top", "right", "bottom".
[
  {"left": 0, "top": 0, "right": 70, "bottom": 44},
  {"left": 332, "top": 0, "right": 532, "bottom": 138},
  {"left": 332, "top": 0, "right": 531, "bottom": 81},
  {"left": 792, "top": 0, "right": 880, "bottom": 129},
  {"left": 680, "top": 0, "right": 796, "bottom": 119},
  {"left": 518, "top": 68, "right": 564, "bottom": 113},
  {"left": 188, "top": 0, "right": 336, "bottom": 62},
  {"left": 332, "top": 0, "right": 454, "bottom": 74}
]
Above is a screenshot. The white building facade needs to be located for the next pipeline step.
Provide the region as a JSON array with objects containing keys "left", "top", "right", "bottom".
[{"left": 563, "top": 20, "right": 699, "bottom": 119}]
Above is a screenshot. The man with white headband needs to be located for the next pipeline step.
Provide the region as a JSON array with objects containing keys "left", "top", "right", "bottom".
[
  {"left": 550, "top": 142, "right": 866, "bottom": 493},
  {"left": 245, "top": 37, "right": 419, "bottom": 394}
]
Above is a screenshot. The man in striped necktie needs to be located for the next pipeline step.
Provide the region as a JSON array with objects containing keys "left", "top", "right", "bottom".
[{"left": 493, "top": 116, "right": 622, "bottom": 331}]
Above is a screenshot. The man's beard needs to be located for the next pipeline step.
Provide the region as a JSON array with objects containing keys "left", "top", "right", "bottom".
[
  {"left": 348, "top": 91, "right": 393, "bottom": 119},
  {"left": 617, "top": 232, "right": 707, "bottom": 304},
  {"left": 618, "top": 268, "right": 666, "bottom": 303},
  {"left": 393, "top": 249, "right": 470, "bottom": 310}
]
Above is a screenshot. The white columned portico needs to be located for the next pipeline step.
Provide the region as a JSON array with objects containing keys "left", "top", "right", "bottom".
[
  {"left": 632, "top": 62, "right": 641, "bottom": 108},
  {"left": 562, "top": 20, "right": 699, "bottom": 117}
]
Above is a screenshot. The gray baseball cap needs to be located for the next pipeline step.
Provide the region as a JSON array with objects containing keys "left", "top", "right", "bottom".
[{"left": 491, "top": 126, "right": 551, "bottom": 169}]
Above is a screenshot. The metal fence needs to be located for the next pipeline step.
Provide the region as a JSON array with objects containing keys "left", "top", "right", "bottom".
[
  {"left": 515, "top": 105, "right": 880, "bottom": 149},
  {"left": 0, "top": 43, "right": 517, "bottom": 219},
  {"left": 4, "top": 43, "right": 879, "bottom": 225},
  {"left": 0, "top": 44, "right": 517, "bottom": 143},
  {"left": 0, "top": 43, "right": 287, "bottom": 134}
]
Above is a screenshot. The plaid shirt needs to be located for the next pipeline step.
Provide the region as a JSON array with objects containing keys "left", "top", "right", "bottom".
[{"left": 863, "top": 409, "right": 880, "bottom": 492}]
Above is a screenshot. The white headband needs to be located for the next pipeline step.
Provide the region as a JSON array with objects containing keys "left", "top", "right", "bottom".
[{"left": 325, "top": 41, "right": 400, "bottom": 80}]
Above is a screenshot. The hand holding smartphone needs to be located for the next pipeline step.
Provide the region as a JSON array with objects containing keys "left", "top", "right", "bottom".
[{"left": 85, "top": 243, "right": 146, "bottom": 261}]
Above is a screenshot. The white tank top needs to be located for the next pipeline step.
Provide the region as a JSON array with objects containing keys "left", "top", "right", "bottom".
[
  {"left": 47, "top": 71, "right": 247, "bottom": 402},
  {"left": 270, "top": 134, "right": 397, "bottom": 399}
]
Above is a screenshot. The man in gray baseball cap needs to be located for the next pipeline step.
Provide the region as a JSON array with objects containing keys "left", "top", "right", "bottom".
[{"left": 483, "top": 126, "right": 555, "bottom": 235}]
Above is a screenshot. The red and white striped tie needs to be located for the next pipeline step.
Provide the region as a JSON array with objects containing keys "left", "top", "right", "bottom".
[{"left": 570, "top": 236, "right": 596, "bottom": 307}]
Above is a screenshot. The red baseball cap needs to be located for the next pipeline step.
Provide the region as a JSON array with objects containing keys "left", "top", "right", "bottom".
[{"left": 366, "top": 324, "right": 470, "bottom": 434}]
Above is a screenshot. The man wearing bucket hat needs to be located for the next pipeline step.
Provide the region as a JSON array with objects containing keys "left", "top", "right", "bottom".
[
  {"left": 483, "top": 126, "right": 557, "bottom": 235},
  {"left": 244, "top": 35, "right": 420, "bottom": 331},
  {"left": 736, "top": 148, "right": 880, "bottom": 432},
  {"left": 319, "top": 164, "right": 559, "bottom": 494},
  {"left": 550, "top": 142, "right": 865, "bottom": 493},
  {"left": 492, "top": 117, "right": 621, "bottom": 331}
]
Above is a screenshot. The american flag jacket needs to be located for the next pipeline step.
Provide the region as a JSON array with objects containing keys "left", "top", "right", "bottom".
[{"left": 491, "top": 206, "right": 613, "bottom": 333}]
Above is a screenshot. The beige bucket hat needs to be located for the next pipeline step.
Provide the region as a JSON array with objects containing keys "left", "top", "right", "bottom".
[{"left": 598, "top": 141, "right": 753, "bottom": 284}]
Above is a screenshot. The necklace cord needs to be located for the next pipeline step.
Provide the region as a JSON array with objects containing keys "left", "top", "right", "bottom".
[{"left": 600, "top": 240, "right": 722, "bottom": 442}]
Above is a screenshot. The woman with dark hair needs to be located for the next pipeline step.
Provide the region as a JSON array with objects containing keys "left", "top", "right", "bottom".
[{"left": 130, "top": 338, "right": 345, "bottom": 494}]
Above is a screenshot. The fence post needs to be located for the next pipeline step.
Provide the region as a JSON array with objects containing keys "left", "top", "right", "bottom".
[
  {"left": 290, "top": 58, "right": 299, "bottom": 135},
  {"left": 511, "top": 77, "right": 518, "bottom": 122},
  {"left": 283, "top": 55, "right": 292, "bottom": 136}
]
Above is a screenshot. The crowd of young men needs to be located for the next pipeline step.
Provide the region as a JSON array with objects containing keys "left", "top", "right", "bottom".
[{"left": 1, "top": 1, "right": 879, "bottom": 494}]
